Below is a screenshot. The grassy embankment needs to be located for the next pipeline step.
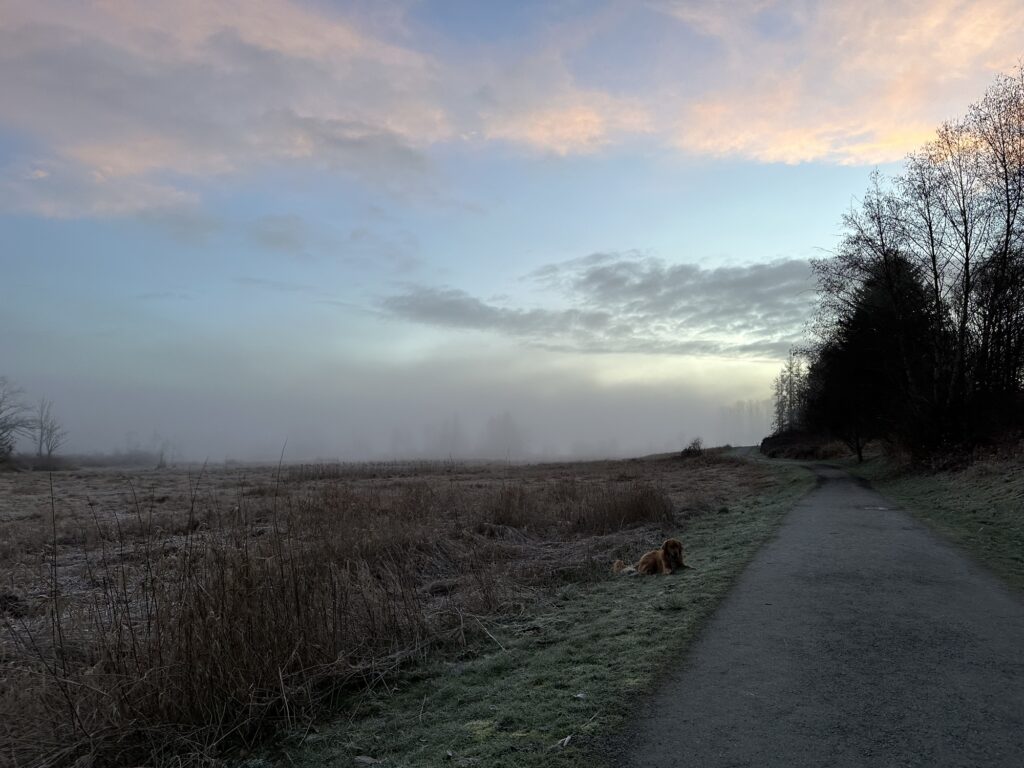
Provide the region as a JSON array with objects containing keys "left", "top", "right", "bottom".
[
  {"left": 288, "top": 459, "right": 813, "bottom": 768},
  {"left": 849, "top": 452, "right": 1024, "bottom": 592}
]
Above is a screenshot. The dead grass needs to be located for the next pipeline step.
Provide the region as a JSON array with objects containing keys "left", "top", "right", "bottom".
[
  {"left": 289, "top": 457, "right": 814, "bottom": 768},
  {"left": 0, "top": 456, "right": 754, "bottom": 767}
]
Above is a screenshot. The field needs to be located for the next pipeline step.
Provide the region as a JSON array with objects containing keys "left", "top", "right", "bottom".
[{"left": 0, "top": 452, "right": 813, "bottom": 767}]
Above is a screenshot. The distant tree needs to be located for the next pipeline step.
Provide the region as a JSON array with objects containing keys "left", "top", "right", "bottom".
[
  {"left": 153, "top": 436, "right": 172, "bottom": 469},
  {"left": 34, "top": 398, "right": 50, "bottom": 457},
  {"left": 771, "top": 353, "right": 807, "bottom": 434},
  {"left": 34, "top": 398, "right": 68, "bottom": 459},
  {"left": 0, "top": 377, "right": 31, "bottom": 460}
]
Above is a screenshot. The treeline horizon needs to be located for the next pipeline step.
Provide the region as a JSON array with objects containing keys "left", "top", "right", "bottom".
[{"left": 774, "top": 65, "right": 1024, "bottom": 460}]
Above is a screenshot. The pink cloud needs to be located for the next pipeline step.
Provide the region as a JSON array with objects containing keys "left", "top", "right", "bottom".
[
  {"left": 483, "top": 98, "right": 652, "bottom": 155},
  {"left": 665, "top": 0, "right": 1024, "bottom": 164},
  {"left": 0, "top": 0, "right": 450, "bottom": 214},
  {"left": 2, "top": 0, "right": 1024, "bottom": 217}
]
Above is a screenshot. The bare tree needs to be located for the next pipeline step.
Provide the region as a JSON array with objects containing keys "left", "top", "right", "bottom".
[
  {"left": 799, "top": 64, "right": 1024, "bottom": 453},
  {"left": 930, "top": 118, "right": 995, "bottom": 413},
  {"left": 0, "top": 377, "right": 31, "bottom": 459},
  {"left": 34, "top": 397, "right": 68, "bottom": 459},
  {"left": 901, "top": 151, "right": 951, "bottom": 320},
  {"left": 969, "top": 68, "right": 1024, "bottom": 399}
]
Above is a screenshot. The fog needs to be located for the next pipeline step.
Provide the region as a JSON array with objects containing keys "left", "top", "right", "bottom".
[
  {"left": 3, "top": 250, "right": 808, "bottom": 464},
  {"left": 12, "top": 350, "right": 775, "bottom": 463}
]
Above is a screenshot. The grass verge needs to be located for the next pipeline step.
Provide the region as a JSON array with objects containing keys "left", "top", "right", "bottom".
[
  {"left": 849, "top": 454, "right": 1024, "bottom": 592},
  {"left": 285, "top": 461, "right": 813, "bottom": 768}
]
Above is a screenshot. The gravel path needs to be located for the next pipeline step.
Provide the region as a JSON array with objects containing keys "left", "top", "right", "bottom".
[{"left": 621, "top": 465, "right": 1024, "bottom": 767}]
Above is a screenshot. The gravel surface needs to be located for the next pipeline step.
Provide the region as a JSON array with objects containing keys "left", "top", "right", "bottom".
[{"left": 620, "top": 465, "right": 1024, "bottom": 767}]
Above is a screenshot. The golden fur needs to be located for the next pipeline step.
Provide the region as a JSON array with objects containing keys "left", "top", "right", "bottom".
[{"left": 612, "top": 538, "right": 689, "bottom": 576}]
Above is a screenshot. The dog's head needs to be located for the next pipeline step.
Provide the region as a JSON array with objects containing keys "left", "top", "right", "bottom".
[{"left": 661, "top": 538, "right": 688, "bottom": 569}]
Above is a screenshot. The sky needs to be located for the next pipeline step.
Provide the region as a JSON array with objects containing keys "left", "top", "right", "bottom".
[{"left": 2, "top": 0, "right": 1023, "bottom": 461}]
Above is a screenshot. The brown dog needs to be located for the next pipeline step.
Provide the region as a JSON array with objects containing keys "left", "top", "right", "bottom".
[{"left": 612, "top": 538, "right": 690, "bottom": 576}]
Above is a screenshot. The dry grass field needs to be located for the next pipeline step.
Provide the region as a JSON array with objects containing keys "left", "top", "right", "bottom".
[{"left": 0, "top": 452, "right": 811, "bottom": 767}]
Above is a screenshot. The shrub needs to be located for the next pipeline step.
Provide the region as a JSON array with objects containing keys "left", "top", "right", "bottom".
[{"left": 680, "top": 437, "right": 705, "bottom": 459}]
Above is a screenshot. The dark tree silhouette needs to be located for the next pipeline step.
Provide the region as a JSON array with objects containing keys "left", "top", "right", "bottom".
[
  {"left": 772, "top": 65, "right": 1024, "bottom": 458},
  {"left": 804, "top": 257, "right": 936, "bottom": 459}
]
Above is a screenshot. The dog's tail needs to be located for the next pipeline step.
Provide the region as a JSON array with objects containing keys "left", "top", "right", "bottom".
[{"left": 612, "top": 559, "right": 637, "bottom": 575}]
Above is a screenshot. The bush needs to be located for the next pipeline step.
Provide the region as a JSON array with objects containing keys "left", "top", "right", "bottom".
[
  {"left": 680, "top": 437, "right": 705, "bottom": 459},
  {"left": 759, "top": 430, "right": 848, "bottom": 460}
]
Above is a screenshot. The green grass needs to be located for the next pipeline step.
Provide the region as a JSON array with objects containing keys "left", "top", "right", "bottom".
[
  {"left": 850, "top": 455, "right": 1024, "bottom": 592},
  {"left": 284, "top": 463, "right": 813, "bottom": 768}
]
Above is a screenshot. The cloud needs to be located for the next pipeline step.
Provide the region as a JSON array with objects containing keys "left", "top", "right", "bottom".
[
  {"left": 481, "top": 98, "right": 652, "bottom": 155},
  {"left": 235, "top": 275, "right": 328, "bottom": 297},
  {"left": 244, "top": 214, "right": 421, "bottom": 271},
  {"left": 472, "top": 50, "right": 654, "bottom": 155},
  {"left": 382, "top": 286, "right": 614, "bottom": 336},
  {"left": 650, "top": 0, "right": 775, "bottom": 39},
  {"left": 0, "top": 1, "right": 443, "bottom": 215},
  {"left": 3, "top": 0, "right": 1023, "bottom": 219},
  {"left": 341, "top": 227, "right": 421, "bottom": 273},
  {"left": 248, "top": 214, "right": 309, "bottom": 256},
  {"left": 382, "top": 253, "right": 814, "bottom": 358},
  {"left": 265, "top": 111, "right": 432, "bottom": 190},
  {"left": 136, "top": 208, "right": 223, "bottom": 245},
  {"left": 0, "top": 157, "right": 196, "bottom": 218},
  {"left": 660, "top": 0, "right": 1024, "bottom": 164}
]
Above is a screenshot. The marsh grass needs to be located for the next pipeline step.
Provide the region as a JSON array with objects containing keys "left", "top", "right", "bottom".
[
  {"left": 0, "top": 459, "right": 717, "bottom": 767},
  {"left": 290, "top": 460, "right": 814, "bottom": 768}
]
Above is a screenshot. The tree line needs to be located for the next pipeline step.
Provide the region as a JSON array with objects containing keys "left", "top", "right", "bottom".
[
  {"left": 0, "top": 377, "right": 68, "bottom": 462},
  {"left": 774, "top": 66, "right": 1024, "bottom": 460}
]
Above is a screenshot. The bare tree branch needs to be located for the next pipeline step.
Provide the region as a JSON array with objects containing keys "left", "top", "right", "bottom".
[{"left": 0, "top": 377, "right": 31, "bottom": 459}]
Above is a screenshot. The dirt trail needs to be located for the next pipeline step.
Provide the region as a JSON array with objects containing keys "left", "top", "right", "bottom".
[{"left": 621, "top": 465, "right": 1024, "bottom": 767}]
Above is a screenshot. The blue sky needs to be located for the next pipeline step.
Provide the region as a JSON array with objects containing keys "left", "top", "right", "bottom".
[{"left": 1, "top": 0, "right": 1022, "bottom": 459}]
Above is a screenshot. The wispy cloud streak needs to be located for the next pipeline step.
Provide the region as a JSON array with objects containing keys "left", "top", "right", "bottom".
[{"left": 382, "top": 253, "right": 814, "bottom": 358}]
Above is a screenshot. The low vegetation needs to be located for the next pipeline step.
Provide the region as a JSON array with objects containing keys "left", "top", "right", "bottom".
[
  {"left": 291, "top": 459, "right": 812, "bottom": 768},
  {"left": 849, "top": 446, "right": 1024, "bottom": 593},
  {"left": 0, "top": 453, "right": 813, "bottom": 767}
]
